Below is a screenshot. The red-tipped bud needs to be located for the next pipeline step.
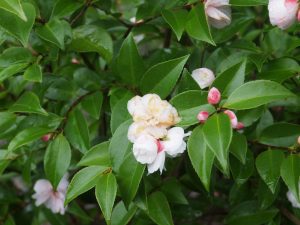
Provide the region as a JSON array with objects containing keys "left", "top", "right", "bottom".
[
  {"left": 197, "top": 111, "right": 209, "bottom": 124},
  {"left": 224, "top": 110, "right": 238, "bottom": 128},
  {"left": 207, "top": 87, "right": 221, "bottom": 105},
  {"left": 236, "top": 122, "right": 244, "bottom": 130},
  {"left": 41, "top": 134, "right": 51, "bottom": 142}
]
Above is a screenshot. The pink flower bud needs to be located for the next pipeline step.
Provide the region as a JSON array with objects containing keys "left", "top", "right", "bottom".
[
  {"left": 197, "top": 111, "right": 209, "bottom": 124},
  {"left": 298, "top": 9, "right": 300, "bottom": 22},
  {"left": 298, "top": 136, "right": 300, "bottom": 145},
  {"left": 42, "top": 134, "right": 51, "bottom": 142},
  {"left": 236, "top": 122, "right": 244, "bottom": 130},
  {"left": 224, "top": 110, "right": 238, "bottom": 128},
  {"left": 207, "top": 87, "right": 221, "bottom": 105},
  {"left": 71, "top": 58, "right": 80, "bottom": 64}
]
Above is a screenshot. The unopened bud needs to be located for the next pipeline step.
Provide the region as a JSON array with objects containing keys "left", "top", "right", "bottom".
[
  {"left": 224, "top": 110, "right": 238, "bottom": 128},
  {"left": 197, "top": 111, "right": 209, "bottom": 124},
  {"left": 207, "top": 87, "right": 221, "bottom": 105},
  {"left": 42, "top": 134, "right": 51, "bottom": 142},
  {"left": 236, "top": 122, "right": 244, "bottom": 130}
]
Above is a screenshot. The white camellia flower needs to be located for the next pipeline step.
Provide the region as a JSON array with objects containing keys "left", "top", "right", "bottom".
[
  {"left": 147, "top": 127, "right": 188, "bottom": 174},
  {"left": 133, "top": 134, "right": 158, "bottom": 164},
  {"left": 32, "top": 175, "right": 68, "bottom": 215},
  {"left": 204, "top": 0, "right": 231, "bottom": 29},
  {"left": 268, "top": 0, "right": 299, "bottom": 30},
  {"left": 287, "top": 189, "right": 300, "bottom": 209},
  {"left": 191, "top": 68, "right": 215, "bottom": 89}
]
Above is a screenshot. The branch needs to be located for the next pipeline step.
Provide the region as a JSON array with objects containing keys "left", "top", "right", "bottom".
[{"left": 281, "top": 207, "right": 300, "bottom": 225}]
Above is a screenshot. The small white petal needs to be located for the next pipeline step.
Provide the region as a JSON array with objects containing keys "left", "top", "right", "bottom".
[
  {"left": 287, "top": 190, "right": 300, "bottom": 209},
  {"left": 163, "top": 127, "right": 187, "bottom": 157},
  {"left": 57, "top": 175, "right": 69, "bottom": 194},
  {"left": 147, "top": 152, "right": 166, "bottom": 174},
  {"left": 32, "top": 179, "right": 53, "bottom": 206},
  {"left": 191, "top": 68, "right": 215, "bottom": 89},
  {"left": 133, "top": 134, "right": 158, "bottom": 164}
]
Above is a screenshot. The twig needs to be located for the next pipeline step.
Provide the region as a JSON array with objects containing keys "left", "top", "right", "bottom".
[
  {"left": 70, "top": 0, "right": 92, "bottom": 26},
  {"left": 280, "top": 207, "right": 300, "bottom": 225}
]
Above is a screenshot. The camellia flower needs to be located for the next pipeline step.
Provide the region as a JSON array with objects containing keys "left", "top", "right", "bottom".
[
  {"left": 204, "top": 0, "right": 231, "bottom": 29},
  {"left": 197, "top": 111, "right": 210, "bottom": 123},
  {"left": 191, "top": 68, "right": 215, "bottom": 89},
  {"left": 32, "top": 176, "right": 68, "bottom": 215},
  {"left": 207, "top": 87, "right": 221, "bottom": 105},
  {"left": 268, "top": 0, "right": 299, "bottom": 30},
  {"left": 224, "top": 110, "right": 238, "bottom": 128}
]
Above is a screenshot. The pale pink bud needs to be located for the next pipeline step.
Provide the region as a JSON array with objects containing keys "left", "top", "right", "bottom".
[
  {"left": 71, "top": 58, "right": 80, "bottom": 64},
  {"left": 298, "top": 9, "right": 300, "bottom": 22},
  {"left": 298, "top": 136, "right": 300, "bottom": 145},
  {"left": 197, "top": 111, "right": 209, "bottom": 123},
  {"left": 236, "top": 122, "right": 244, "bottom": 130},
  {"left": 42, "top": 134, "right": 51, "bottom": 142},
  {"left": 207, "top": 87, "right": 221, "bottom": 105},
  {"left": 268, "top": 0, "right": 299, "bottom": 30},
  {"left": 224, "top": 110, "right": 238, "bottom": 128}
]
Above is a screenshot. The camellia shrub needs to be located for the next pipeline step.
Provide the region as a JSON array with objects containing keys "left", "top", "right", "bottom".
[{"left": 0, "top": 0, "right": 300, "bottom": 224}]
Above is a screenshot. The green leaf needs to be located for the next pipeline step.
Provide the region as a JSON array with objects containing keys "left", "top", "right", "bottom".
[
  {"left": 66, "top": 166, "right": 108, "bottom": 204},
  {"left": 162, "top": 9, "right": 188, "bottom": 41},
  {"left": 95, "top": 173, "right": 117, "bottom": 224},
  {"left": 185, "top": 4, "right": 215, "bottom": 45},
  {"left": 235, "top": 106, "right": 265, "bottom": 127},
  {"left": 203, "top": 114, "right": 232, "bottom": 174},
  {"left": 280, "top": 155, "right": 300, "bottom": 202},
  {"left": 8, "top": 127, "right": 52, "bottom": 151},
  {"left": 0, "top": 112, "right": 16, "bottom": 134},
  {"left": 223, "top": 80, "right": 295, "bottom": 110},
  {"left": 0, "top": 0, "right": 27, "bottom": 21},
  {"left": 256, "top": 150, "right": 284, "bottom": 193},
  {"left": 188, "top": 126, "right": 215, "bottom": 191},
  {"left": 0, "top": 3, "right": 36, "bottom": 46},
  {"left": 9, "top": 92, "right": 47, "bottom": 116},
  {"left": 69, "top": 25, "right": 113, "bottom": 62},
  {"left": 116, "top": 34, "right": 146, "bottom": 86},
  {"left": 44, "top": 134, "right": 71, "bottom": 189},
  {"left": 161, "top": 178, "right": 188, "bottom": 205},
  {"left": 230, "top": 0, "right": 268, "bottom": 6},
  {"left": 78, "top": 141, "right": 111, "bottom": 167},
  {"left": 36, "top": 19, "right": 65, "bottom": 49},
  {"left": 230, "top": 150, "right": 254, "bottom": 185},
  {"left": 170, "top": 90, "right": 215, "bottom": 127},
  {"left": 81, "top": 91, "right": 103, "bottom": 120},
  {"left": 147, "top": 192, "right": 174, "bottom": 225},
  {"left": 140, "top": 55, "right": 189, "bottom": 99},
  {"left": 109, "top": 120, "right": 132, "bottom": 173},
  {"left": 117, "top": 152, "right": 145, "bottom": 207},
  {"left": 51, "top": 0, "right": 83, "bottom": 19},
  {"left": 225, "top": 201, "right": 278, "bottom": 225},
  {"left": 212, "top": 60, "right": 247, "bottom": 96},
  {"left": 65, "top": 109, "right": 90, "bottom": 153},
  {"left": 229, "top": 132, "right": 247, "bottom": 164},
  {"left": 260, "top": 58, "right": 300, "bottom": 83},
  {"left": 23, "top": 64, "right": 42, "bottom": 83},
  {"left": 111, "top": 201, "right": 137, "bottom": 225},
  {"left": 0, "top": 47, "right": 32, "bottom": 67},
  {"left": 258, "top": 123, "right": 300, "bottom": 147},
  {"left": 0, "top": 63, "right": 28, "bottom": 82}
]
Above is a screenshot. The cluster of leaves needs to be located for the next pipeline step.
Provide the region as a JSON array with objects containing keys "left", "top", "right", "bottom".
[{"left": 0, "top": 0, "right": 299, "bottom": 224}]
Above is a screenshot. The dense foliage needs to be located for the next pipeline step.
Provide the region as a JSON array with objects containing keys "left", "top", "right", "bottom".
[{"left": 0, "top": 0, "right": 300, "bottom": 224}]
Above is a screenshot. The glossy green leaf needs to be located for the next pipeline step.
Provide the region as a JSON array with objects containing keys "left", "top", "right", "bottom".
[
  {"left": 95, "top": 173, "right": 117, "bottom": 224},
  {"left": 188, "top": 126, "right": 215, "bottom": 191},
  {"left": 186, "top": 4, "right": 214, "bottom": 45},
  {"left": 223, "top": 80, "right": 295, "bottom": 110},
  {"left": 65, "top": 109, "right": 90, "bottom": 153},
  {"left": 117, "top": 152, "right": 145, "bottom": 207},
  {"left": 203, "top": 114, "right": 232, "bottom": 174},
  {"left": 147, "top": 192, "right": 174, "bottom": 225},
  {"left": 81, "top": 91, "right": 103, "bottom": 120},
  {"left": 8, "top": 127, "right": 52, "bottom": 151},
  {"left": 161, "top": 178, "right": 188, "bottom": 205},
  {"left": 0, "top": 112, "right": 16, "bottom": 134},
  {"left": 66, "top": 166, "right": 108, "bottom": 204},
  {"left": 111, "top": 201, "right": 137, "bottom": 225},
  {"left": 162, "top": 9, "right": 188, "bottom": 41},
  {"left": 44, "top": 134, "right": 71, "bottom": 189},
  {"left": 212, "top": 60, "right": 247, "bottom": 96},
  {"left": 0, "top": 47, "right": 32, "bottom": 67},
  {"left": 0, "top": 63, "right": 28, "bottom": 82},
  {"left": 0, "top": 0, "right": 27, "bottom": 21},
  {"left": 280, "top": 155, "right": 300, "bottom": 202},
  {"left": 259, "top": 123, "right": 300, "bottom": 147},
  {"left": 36, "top": 19, "right": 65, "bottom": 49},
  {"left": 256, "top": 150, "right": 284, "bottom": 193},
  {"left": 229, "top": 132, "right": 247, "bottom": 164},
  {"left": 70, "top": 25, "right": 113, "bottom": 62},
  {"left": 116, "top": 34, "right": 146, "bottom": 86},
  {"left": 51, "top": 0, "right": 83, "bottom": 19},
  {"left": 23, "top": 64, "right": 42, "bottom": 83},
  {"left": 140, "top": 55, "right": 189, "bottom": 98},
  {"left": 9, "top": 92, "right": 47, "bottom": 115},
  {"left": 0, "top": 3, "right": 36, "bottom": 46},
  {"left": 78, "top": 141, "right": 111, "bottom": 167},
  {"left": 230, "top": 0, "right": 268, "bottom": 6}
]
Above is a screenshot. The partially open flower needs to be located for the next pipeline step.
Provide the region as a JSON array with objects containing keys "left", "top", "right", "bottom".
[
  {"left": 207, "top": 87, "right": 221, "bottom": 105},
  {"left": 268, "top": 0, "right": 299, "bottom": 30},
  {"left": 197, "top": 111, "right": 210, "bottom": 124},
  {"left": 204, "top": 0, "right": 231, "bottom": 29},
  {"left": 32, "top": 176, "right": 68, "bottom": 215},
  {"left": 224, "top": 110, "right": 238, "bottom": 128},
  {"left": 191, "top": 68, "right": 215, "bottom": 89}
]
